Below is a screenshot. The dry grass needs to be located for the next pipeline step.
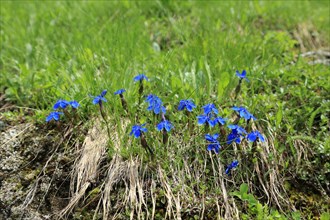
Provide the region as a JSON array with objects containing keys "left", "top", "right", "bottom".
[
  {"left": 52, "top": 117, "right": 295, "bottom": 220},
  {"left": 58, "top": 119, "right": 108, "bottom": 219}
]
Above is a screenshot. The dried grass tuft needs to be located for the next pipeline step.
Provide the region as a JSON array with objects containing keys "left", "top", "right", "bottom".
[{"left": 58, "top": 119, "right": 108, "bottom": 219}]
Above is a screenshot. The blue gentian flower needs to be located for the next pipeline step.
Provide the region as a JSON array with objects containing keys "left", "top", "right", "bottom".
[
  {"left": 114, "top": 89, "right": 126, "bottom": 95},
  {"left": 232, "top": 106, "right": 256, "bottom": 120},
  {"left": 197, "top": 114, "right": 216, "bottom": 127},
  {"left": 178, "top": 99, "right": 196, "bottom": 112},
  {"left": 130, "top": 124, "right": 148, "bottom": 138},
  {"left": 46, "top": 112, "right": 63, "bottom": 122},
  {"left": 156, "top": 120, "right": 173, "bottom": 132},
  {"left": 101, "top": 90, "right": 107, "bottom": 97},
  {"left": 69, "top": 101, "right": 80, "bottom": 109},
  {"left": 227, "top": 125, "right": 247, "bottom": 144},
  {"left": 205, "top": 133, "right": 221, "bottom": 154},
  {"left": 231, "top": 106, "right": 244, "bottom": 112},
  {"left": 92, "top": 90, "right": 107, "bottom": 105},
  {"left": 202, "top": 103, "right": 218, "bottom": 115},
  {"left": 247, "top": 131, "right": 265, "bottom": 142},
  {"left": 145, "top": 94, "right": 158, "bottom": 103},
  {"left": 236, "top": 70, "right": 249, "bottom": 82},
  {"left": 145, "top": 94, "right": 166, "bottom": 114},
  {"left": 228, "top": 124, "right": 247, "bottom": 134},
  {"left": 226, "top": 130, "right": 244, "bottom": 144},
  {"left": 134, "top": 74, "right": 149, "bottom": 82},
  {"left": 214, "top": 116, "right": 227, "bottom": 126},
  {"left": 225, "top": 160, "right": 239, "bottom": 175},
  {"left": 53, "top": 100, "right": 70, "bottom": 110}
]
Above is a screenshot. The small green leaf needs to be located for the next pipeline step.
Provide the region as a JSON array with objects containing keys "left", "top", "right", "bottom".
[
  {"left": 230, "top": 191, "right": 242, "bottom": 199},
  {"left": 240, "top": 183, "right": 249, "bottom": 194}
]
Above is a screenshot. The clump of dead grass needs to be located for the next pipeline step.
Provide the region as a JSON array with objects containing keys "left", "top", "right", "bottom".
[{"left": 56, "top": 116, "right": 293, "bottom": 220}]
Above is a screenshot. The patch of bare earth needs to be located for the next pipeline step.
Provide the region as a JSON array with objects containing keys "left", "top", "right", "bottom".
[{"left": 0, "top": 118, "right": 77, "bottom": 219}]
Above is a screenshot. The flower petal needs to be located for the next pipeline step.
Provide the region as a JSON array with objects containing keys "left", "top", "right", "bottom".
[
  {"left": 156, "top": 122, "right": 164, "bottom": 131},
  {"left": 205, "top": 134, "right": 214, "bottom": 142}
]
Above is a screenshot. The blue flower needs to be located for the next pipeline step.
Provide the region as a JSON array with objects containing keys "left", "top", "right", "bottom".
[
  {"left": 228, "top": 124, "right": 247, "bottom": 134},
  {"left": 197, "top": 114, "right": 216, "bottom": 127},
  {"left": 225, "top": 160, "right": 239, "bottom": 175},
  {"left": 227, "top": 125, "right": 247, "bottom": 144},
  {"left": 236, "top": 70, "right": 249, "bottom": 82},
  {"left": 247, "top": 131, "right": 265, "bottom": 142},
  {"left": 69, "top": 100, "right": 80, "bottom": 109},
  {"left": 130, "top": 124, "right": 148, "bottom": 138},
  {"left": 92, "top": 90, "right": 107, "bottom": 105},
  {"left": 145, "top": 94, "right": 160, "bottom": 103},
  {"left": 178, "top": 99, "right": 196, "bottom": 112},
  {"left": 156, "top": 120, "right": 173, "bottom": 132},
  {"left": 214, "top": 116, "right": 227, "bottom": 126},
  {"left": 145, "top": 94, "right": 166, "bottom": 114},
  {"left": 226, "top": 130, "right": 244, "bottom": 144},
  {"left": 134, "top": 74, "right": 149, "bottom": 82},
  {"left": 205, "top": 133, "right": 221, "bottom": 154},
  {"left": 53, "top": 100, "right": 70, "bottom": 110},
  {"left": 114, "top": 89, "right": 126, "bottom": 95},
  {"left": 46, "top": 112, "right": 63, "bottom": 122},
  {"left": 231, "top": 106, "right": 244, "bottom": 112},
  {"left": 202, "top": 103, "right": 218, "bottom": 115},
  {"left": 101, "top": 90, "right": 107, "bottom": 97},
  {"left": 232, "top": 106, "right": 256, "bottom": 120}
]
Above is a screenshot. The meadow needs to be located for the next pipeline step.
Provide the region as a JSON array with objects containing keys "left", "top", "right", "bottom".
[{"left": 0, "top": 1, "right": 329, "bottom": 219}]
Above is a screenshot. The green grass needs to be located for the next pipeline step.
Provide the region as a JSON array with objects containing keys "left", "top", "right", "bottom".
[{"left": 1, "top": 1, "right": 329, "bottom": 219}]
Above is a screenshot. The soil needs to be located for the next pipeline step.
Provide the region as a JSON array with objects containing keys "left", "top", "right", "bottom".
[{"left": 0, "top": 119, "right": 75, "bottom": 220}]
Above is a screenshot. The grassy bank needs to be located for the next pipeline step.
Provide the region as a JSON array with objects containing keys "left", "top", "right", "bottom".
[{"left": 1, "top": 1, "right": 329, "bottom": 219}]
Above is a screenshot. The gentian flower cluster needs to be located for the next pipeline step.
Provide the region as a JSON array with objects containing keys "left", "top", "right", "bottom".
[
  {"left": 205, "top": 133, "right": 221, "bottom": 154},
  {"left": 232, "top": 106, "right": 256, "bottom": 121},
  {"left": 45, "top": 70, "right": 267, "bottom": 177},
  {"left": 178, "top": 99, "right": 196, "bottom": 112},
  {"left": 46, "top": 99, "right": 80, "bottom": 122},
  {"left": 46, "top": 112, "right": 63, "bottom": 122},
  {"left": 145, "top": 94, "right": 166, "bottom": 114},
  {"left": 54, "top": 99, "right": 80, "bottom": 110},
  {"left": 197, "top": 104, "right": 227, "bottom": 127},
  {"left": 247, "top": 130, "right": 265, "bottom": 143},
  {"left": 53, "top": 100, "right": 69, "bottom": 109},
  {"left": 156, "top": 119, "right": 173, "bottom": 132},
  {"left": 227, "top": 125, "right": 247, "bottom": 144}
]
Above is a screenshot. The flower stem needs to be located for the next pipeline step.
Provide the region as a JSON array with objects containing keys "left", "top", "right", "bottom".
[
  {"left": 162, "top": 129, "right": 168, "bottom": 145},
  {"left": 99, "top": 104, "right": 111, "bottom": 138},
  {"left": 138, "top": 80, "right": 143, "bottom": 105},
  {"left": 233, "top": 80, "right": 242, "bottom": 99},
  {"left": 186, "top": 111, "right": 193, "bottom": 133},
  {"left": 119, "top": 94, "right": 128, "bottom": 113},
  {"left": 220, "top": 125, "right": 226, "bottom": 137},
  {"left": 141, "top": 133, "right": 153, "bottom": 156}
]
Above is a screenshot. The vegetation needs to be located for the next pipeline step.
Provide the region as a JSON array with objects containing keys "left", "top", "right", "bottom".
[{"left": 1, "top": 1, "right": 329, "bottom": 219}]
